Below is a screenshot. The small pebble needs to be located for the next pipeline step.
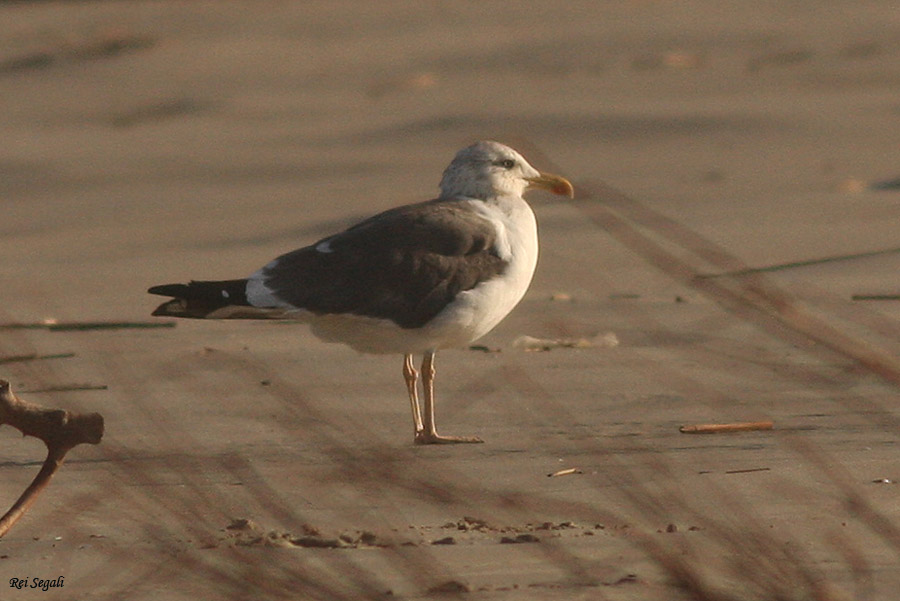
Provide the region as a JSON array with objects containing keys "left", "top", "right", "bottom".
[
  {"left": 431, "top": 537, "right": 456, "bottom": 545},
  {"left": 500, "top": 534, "right": 540, "bottom": 544},
  {"left": 427, "top": 580, "right": 469, "bottom": 594}
]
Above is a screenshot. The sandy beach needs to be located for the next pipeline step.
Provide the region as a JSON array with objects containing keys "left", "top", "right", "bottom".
[{"left": 2, "top": 2, "right": 900, "bottom": 599}]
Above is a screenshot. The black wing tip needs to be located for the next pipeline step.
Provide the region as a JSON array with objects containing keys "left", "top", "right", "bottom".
[
  {"left": 148, "top": 283, "right": 188, "bottom": 297},
  {"left": 147, "top": 279, "right": 253, "bottom": 319}
]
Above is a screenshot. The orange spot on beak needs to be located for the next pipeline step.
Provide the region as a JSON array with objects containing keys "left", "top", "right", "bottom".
[{"left": 526, "top": 172, "right": 574, "bottom": 198}]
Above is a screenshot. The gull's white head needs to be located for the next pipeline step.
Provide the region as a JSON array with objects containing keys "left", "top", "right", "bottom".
[{"left": 439, "top": 140, "right": 574, "bottom": 201}]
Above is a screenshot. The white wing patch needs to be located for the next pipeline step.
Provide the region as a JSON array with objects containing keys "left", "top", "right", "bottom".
[
  {"left": 315, "top": 240, "right": 334, "bottom": 253},
  {"left": 246, "top": 261, "right": 288, "bottom": 308}
]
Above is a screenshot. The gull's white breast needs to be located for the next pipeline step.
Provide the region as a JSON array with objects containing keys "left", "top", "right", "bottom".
[{"left": 420, "top": 197, "right": 538, "bottom": 349}]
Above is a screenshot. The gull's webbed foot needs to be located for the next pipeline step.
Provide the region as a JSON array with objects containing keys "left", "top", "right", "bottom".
[{"left": 414, "top": 431, "right": 484, "bottom": 445}]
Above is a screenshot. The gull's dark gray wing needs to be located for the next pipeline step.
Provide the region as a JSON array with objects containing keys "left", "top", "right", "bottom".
[{"left": 253, "top": 199, "right": 508, "bottom": 328}]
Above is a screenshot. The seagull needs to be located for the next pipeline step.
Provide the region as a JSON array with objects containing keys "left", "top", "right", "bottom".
[{"left": 148, "top": 141, "right": 574, "bottom": 444}]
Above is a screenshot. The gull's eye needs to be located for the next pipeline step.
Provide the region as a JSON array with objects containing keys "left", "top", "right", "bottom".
[{"left": 495, "top": 159, "right": 516, "bottom": 170}]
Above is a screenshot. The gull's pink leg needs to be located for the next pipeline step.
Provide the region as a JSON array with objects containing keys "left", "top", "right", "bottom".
[
  {"left": 403, "top": 353, "right": 424, "bottom": 438},
  {"left": 415, "top": 350, "right": 483, "bottom": 445}
]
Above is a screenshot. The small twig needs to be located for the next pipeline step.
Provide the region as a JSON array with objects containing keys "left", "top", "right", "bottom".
[
  {"left": 679, "top": 421, "right": 774, "bottom": 434},
  {"left": 724, "top": 467, "right": 771, "bottom": 475},
  {"left": 852, "top": 294, "right": 900, "bottom": 301},
  {"left": 0, "top": 380, "right": 104, "bottom": 537},
  {"left": 0, "top": 353, "right": 75, "bottom": 365},
  {"left": 547, "top": 468, "right": 583, "bottom": 478}
]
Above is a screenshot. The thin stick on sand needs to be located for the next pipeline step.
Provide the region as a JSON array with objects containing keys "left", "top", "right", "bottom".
[
  {"left": 21, "top": 384, "right": 108, "bottom": 393},
  {"left": 679, "top": 421, "right": 774, "bottom": 434},
  {"left": 0, "top": 320, "right": 175, "bottom": 331},
  {"left": 696, "top": 247, "right": 900, "bottom": 279},
  {"left": 0, "top": 380, "right": 104, "bottom": 537},
  {"left": 0, "top": 352, "right": 75, "bottom": 365},
  {"left": 547, "top": 468, "right": 583, "bottom": 478}
]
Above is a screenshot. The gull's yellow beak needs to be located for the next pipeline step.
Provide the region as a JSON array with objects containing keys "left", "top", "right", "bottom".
[{"left": 526, "top": 171, "right": 575, "bottom": 198}]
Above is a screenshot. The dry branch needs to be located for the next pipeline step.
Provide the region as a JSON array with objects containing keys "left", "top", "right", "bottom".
[
  {"left": 0, "top": 380, "right": 104, "bottom": 537},
  {"left": 679, "top": 421, "right": 774, "bottom": 434}
]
